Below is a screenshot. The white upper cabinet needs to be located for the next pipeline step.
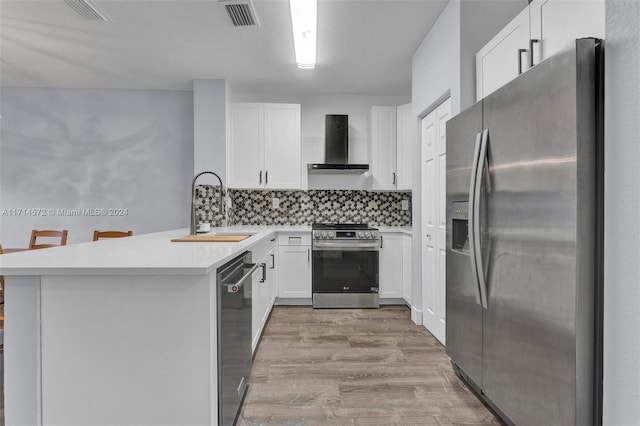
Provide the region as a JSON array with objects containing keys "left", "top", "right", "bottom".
[
  {"left": 529, "top": 0, "right": 605, "bottom": 65},
  {"left": 370, "top": 106, "right": 398, "bottom": 191},
  {"left": 396, "top": 103, "right": 414, "bottom": 191},
  {"left": 477, "top": 0, "right": 604, "bottom": 101},
  {"left": 228, "top": 103, "right": 301, "bottom": 189},
  {"left": 264, "top": 104, "right": 302, "bottom": 189},
  {"left": 228, "top": 103, "right": 264, "bottom": 189},
  {"left": 476, "top": 7, "right": 531, "bottom": 101}
]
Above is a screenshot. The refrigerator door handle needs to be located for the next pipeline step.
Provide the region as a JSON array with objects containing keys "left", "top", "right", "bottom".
[
  {"left": 474, "top": 128, "right": 489, "bottom": 309},
  {"left": 468, "top": 131, "right": 483, "bottom": 306}
]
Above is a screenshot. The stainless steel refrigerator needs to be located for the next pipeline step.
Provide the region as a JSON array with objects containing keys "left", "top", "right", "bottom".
[{"left": 445, "top": 38, "right": 603, "bottom": 425}]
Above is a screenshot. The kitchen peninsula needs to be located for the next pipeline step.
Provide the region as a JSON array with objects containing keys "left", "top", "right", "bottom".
[{"left": 0, "top": 226, "right": 305, "bottom": 426}]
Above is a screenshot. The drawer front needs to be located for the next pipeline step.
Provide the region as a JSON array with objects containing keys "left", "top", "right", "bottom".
[{"left": 277, "top": 232, "right": 311, "bottom": 246}]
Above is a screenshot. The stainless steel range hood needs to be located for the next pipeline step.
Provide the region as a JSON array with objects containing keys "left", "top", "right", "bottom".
[{"left": 307, "top": 115, "right": 369, "bottom": 174}]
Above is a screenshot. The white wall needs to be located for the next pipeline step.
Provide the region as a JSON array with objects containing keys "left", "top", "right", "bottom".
[
  {"left": 231, "top": 92, "right": 409, "bottom": 190},
  {"left": 193, "top": 79, "right": 227, "bottom": 183},
  {"left": 411, "top": 0, "right": 461, "bottom": 321},
  {"left": 0, "top": 88, "right": 193, "bottom": 246},
  {"left": 604, "top": 0, "right": 640, "bottom": 423}
]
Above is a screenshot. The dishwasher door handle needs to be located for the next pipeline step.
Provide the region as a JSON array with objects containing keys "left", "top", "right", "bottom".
[{"left": 224, "top": 262, "right": 258, "bottom": 293}]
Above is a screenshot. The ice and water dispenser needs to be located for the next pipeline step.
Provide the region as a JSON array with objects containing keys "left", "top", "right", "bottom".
[{"left": 451, "top": 201, "right": 470, "bottom": 253}]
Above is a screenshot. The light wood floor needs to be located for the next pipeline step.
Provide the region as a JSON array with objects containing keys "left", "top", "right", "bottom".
[{"left": 238, "top": 306, "right": 501, "bottom": 426}]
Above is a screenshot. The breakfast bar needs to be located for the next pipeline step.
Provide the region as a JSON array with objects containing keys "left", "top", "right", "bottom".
[{"left": 0, "top": 227, "right": 280, "bottom": 426}]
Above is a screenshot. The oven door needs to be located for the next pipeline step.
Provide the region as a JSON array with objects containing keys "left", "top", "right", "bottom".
[{"left": 312, "top": 243, "right": 379, "bottom": 294}]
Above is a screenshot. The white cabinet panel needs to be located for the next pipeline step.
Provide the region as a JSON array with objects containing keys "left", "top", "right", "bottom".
[
  {"left": 264, "top": 104, "right": 301, "bottom": 189},
  {"left": 477, "top": 0, "right": 604, "bottom": 101},
  {"left": 396, "top": 103, "right": 414, "bottom": 191},
  {"left": 252, "top": 240, "right": 277, "bottom": 352},
  {"left": 402, "top": 235, "right": 412, "bottom": 303},
  {"left": 251, "top": 262, "right": 266, "bottom": 352},
  {"left": 277, "top": 245, "right": 311, "bottom": 299},
  {"left": 476, "top": 7, "right": 530, "bottom": 101},
  {"left": 228, "top": 103, "right": 301, "bottom": 189},
  {"left": 228, "top": 103, "right": 263, "bottom": 189},
  {"left": 370, "top": 106, "right": 398, "bottom": 190},
  {"left": 530, "top": 0, "right": 604, "bottom": 65},
  {"left": 379, "top": 233, "right": 403, "bottom": 299}
]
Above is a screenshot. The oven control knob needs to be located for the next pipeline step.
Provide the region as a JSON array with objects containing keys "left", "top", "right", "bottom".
[
  {"left": 358, "top": 231, "right": 364, "bottom": 238},
  {"left": 372, "top": 232, "right": 378, "bottom": 239},
  {"left": 365, "top": 232, "right": 371, "bottom": 238},
  {"left": 313, "top": 231, "right": 319, "bottom": 238},
  {"left": 328, "top": 231, "right": 335, "bottom": 238},
  {"left": 322, "top": 231, "right": 328, "bottom": 238}
]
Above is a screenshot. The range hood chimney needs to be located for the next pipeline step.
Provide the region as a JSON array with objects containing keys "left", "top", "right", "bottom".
[{"left": 307, "top": 115, "right": 369, "bottom": 174}]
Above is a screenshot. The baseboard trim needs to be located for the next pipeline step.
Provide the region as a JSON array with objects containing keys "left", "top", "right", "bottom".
[
  {"left": 411, "top": 306, "right": 422, "bottom": 325},
  {"left": 274, "top": 297, "right": 312, "bottom": 306}
]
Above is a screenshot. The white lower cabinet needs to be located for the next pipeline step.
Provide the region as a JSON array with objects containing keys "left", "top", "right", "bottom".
[
  {"left": 379, "top": 233, "right": 403, "bottom": 299},
  {"left": 251, "top": 239, "right": 277, "bottom": 352},
  {"left": 277, "top": 233, "right": 311, "bottom": 300},
  {"left": 402, "top": 235, "right": 412, "bottom": 303}
]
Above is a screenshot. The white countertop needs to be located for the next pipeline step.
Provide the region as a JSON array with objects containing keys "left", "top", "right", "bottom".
[
  {"left": 0, "top": 224, "right": 411, "bottom": 276},
  {"left": 0, "top": 226, "right": 310, "bottom": 276},
  {"left": 377, "top": 226, "right": 413, "bottom": 235}
]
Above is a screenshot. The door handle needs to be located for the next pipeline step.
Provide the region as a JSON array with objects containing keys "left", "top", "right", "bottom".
[
  {"left": 473, "top": 129, "right": 489, "bottom": 309},
  {"left": 529, "top": 39, "right": 539, "bottom": 67},
  {"left": 260, "top": 263, "right": 266, "bottom": 283},
  {"left": 393, "top": 172, "right": 396, "bottom": 185},
  {"left": 270, "top": 253, "right": 275, "bottom": 269},
  {"left": 265, "top": 170, "right": 268, "bottom": 185},
  {"left": 517, "top": 48, "right": 527, "bottom": 75},
  {"left": 307, "top": 248, "right": 310, "bottom": 262},
  {"left": 380, "top": 235, "right": 383, "bottom": 249},
  {"left": 468, "top": 131, "right": 483, "bottom": 306},
  {"left": 259, "top": 170, "right": 262, "bottom": 185}
]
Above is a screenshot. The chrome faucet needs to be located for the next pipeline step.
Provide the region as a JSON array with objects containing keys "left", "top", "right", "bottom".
[{"left": 191, "top": 171, "right": 225, "bottom": 235}]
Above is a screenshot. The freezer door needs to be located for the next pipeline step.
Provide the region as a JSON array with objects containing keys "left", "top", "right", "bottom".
[
  {"left": 480, "top": 39, "right": 598, "bottom": 426},
  {"left": 445, "top": 101, "right": 483, "bottom": 388}
]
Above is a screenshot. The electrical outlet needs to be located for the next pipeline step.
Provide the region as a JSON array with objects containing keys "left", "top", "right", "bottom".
[
  {"left": 401, "top": 199, "right": 409, "bottom": 211},
  {"left": 272, "top": 197, "right": 280, "bottom": 209}
]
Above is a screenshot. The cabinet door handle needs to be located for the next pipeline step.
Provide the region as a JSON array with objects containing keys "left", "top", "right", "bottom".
[
  {"left": 259, "top": 170, "right": 262, "bottom": 185},
  {"left": 260, "top": 263, "right": 266, "bottom": 283},
  {"left": 380, "top": 235, "right": 384, "bottom": 249},
  {"left": 265, "top": 170, "right": 268, "bottom": 185},
  {"left": 517, "top": 48, "right": 527, "bottom": 75},
  {"left": 529, "top": 39, "right": 539, "bottom": 67},
  {"left": 393, "top": 172, "right": 396, "bottom": 185},
  {"left": 307, "top": 248, "right": 310, "bottom": 262},
  {"left": 270, "top": 254, "right": 275, "bottom": 269}
]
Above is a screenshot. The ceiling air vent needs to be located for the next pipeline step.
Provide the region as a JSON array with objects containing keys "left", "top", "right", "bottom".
[
  {"left": 64, "top": 0, "right": 111, "bottom": 21},
  {"left": 220, "top": 0, "right": 260, "bottom": 27}
]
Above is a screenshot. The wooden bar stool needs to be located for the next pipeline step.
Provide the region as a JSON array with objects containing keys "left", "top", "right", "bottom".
[
  {"left": 93, "top": 230, "right": 133, "bottom": 241},
  {"left": 29, "top": 229, "right": 68, "bottom": 250}
]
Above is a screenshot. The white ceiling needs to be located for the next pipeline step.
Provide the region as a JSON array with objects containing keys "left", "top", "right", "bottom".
[{"left": 0, "top": 0, "right": 447, "bottom": 95}]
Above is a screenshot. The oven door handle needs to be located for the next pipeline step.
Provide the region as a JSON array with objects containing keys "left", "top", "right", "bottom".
[{"left": 312, "top": 242, "right": 381, "bottom": 251}]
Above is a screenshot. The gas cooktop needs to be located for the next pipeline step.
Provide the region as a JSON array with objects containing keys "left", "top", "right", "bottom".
[{"left": 312, "top": 223, "right": 378, "bottom": 231}]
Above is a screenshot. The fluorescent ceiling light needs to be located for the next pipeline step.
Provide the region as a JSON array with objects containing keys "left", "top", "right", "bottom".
[{"left": 289, "top": 0, "right": 317, "bottom": 69}]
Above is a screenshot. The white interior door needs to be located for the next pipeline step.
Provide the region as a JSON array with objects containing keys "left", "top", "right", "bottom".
[
  {"left": 422, "top": 109, "right": 437, "bottom": 339},
  {"left": 421, "top": 98, "right": 450, "bottom": 345}
]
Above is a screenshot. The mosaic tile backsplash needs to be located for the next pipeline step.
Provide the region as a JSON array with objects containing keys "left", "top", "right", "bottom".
[{"left": 195, "top": 186, "right": 412, "bottom": 227}]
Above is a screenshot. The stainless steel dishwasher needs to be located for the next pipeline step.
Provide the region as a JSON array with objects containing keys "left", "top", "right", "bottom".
[{"left": 216, "top": 251, "right": 257, "bottom": 425}]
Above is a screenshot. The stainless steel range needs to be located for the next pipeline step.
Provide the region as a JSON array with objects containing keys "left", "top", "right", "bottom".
[{"left": 312, "top": 223, "right": 380, "bottom": 308}]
